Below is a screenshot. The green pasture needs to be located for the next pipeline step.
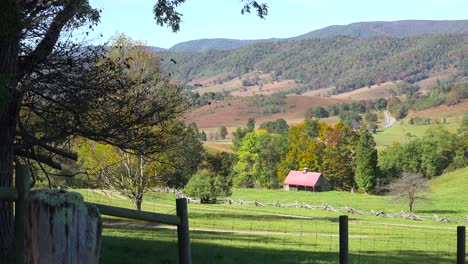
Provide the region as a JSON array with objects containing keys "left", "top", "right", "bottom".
[
  {"left": 75, "top": 167, "right": 467, "bottom": 263},
  {"left": 374, "top": 118, "right": 460, "bottom": 147}
]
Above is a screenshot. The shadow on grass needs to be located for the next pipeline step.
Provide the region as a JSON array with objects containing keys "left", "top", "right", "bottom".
[
  {"left": 189, "top": 210, "right": 355, "bottom": 223},
  {"left": 101, "top": 226, "right": 455, "bottom": 264},
  {"left": 417, "top": 209, "right": 461, "bottom": 214}
]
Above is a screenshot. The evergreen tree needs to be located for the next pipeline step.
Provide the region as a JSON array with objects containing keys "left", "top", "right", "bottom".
[
  {"left": 201, "top": 131, "right": 207, "bottom": 141},
  {"left": 247, "top": 118, "right": 256, "bottom": 132},
  {"left": 355, "top": 129, "right": 379, "bottom": 193}
]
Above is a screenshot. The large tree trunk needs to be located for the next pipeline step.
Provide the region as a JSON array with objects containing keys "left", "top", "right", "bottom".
[
  {"left": 0, "top": 1, "right": 21, "bottom": 261},
  {"left": 0, "top": 110, "right": 16, "bottom": 263}
]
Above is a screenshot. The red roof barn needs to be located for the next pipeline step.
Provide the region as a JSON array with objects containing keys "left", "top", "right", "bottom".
[{"left": 283, "top": 168, "right": 330, "bottom": 192}]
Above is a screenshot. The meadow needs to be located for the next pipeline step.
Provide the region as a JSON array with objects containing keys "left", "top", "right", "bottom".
[{"left": 77, "top": 167, "right": 467, "bottom": 264}]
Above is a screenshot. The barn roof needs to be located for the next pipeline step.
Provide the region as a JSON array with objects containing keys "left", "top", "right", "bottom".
[{"left": 284, "top": 171, "right": 322, "bottom": 187}]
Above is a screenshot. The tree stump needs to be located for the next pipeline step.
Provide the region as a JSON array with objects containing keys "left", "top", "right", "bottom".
[{"left": 25, "top": 190, "right": 101, "bottom": 264}]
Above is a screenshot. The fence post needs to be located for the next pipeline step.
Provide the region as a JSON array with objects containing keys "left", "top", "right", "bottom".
[
  {"left": 176, "top": 198, "right": 192, "bottom": 264},
  {"left": 458, "top": 226, "right": 466, "bottom": 264},
  {"left": 339, "top": 215, "right": 348, "bottom": 264},
  {"left": 14, "top": 164, "right": 30, "bottom": 264}
]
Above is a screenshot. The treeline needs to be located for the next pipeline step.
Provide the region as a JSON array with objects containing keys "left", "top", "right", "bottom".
[
  {"left": 306, "top": 81, "right": 468, "bottom": 127},
  {"left": 229, "top": 118, "right": 468, "bottom": 193},
  {"left": 159, "top": 34, "right": 467, "bottom": 93},
  {"left": 306, "top": 99, "right": 386, "bottom": 129}
]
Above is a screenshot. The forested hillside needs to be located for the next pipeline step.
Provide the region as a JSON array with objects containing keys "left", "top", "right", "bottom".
[
  {"left": 159, "top": 34, "right": 467, "bottom": 93},
  {"left": 294, "top": 20, "right": 468, "bottom": 39}
]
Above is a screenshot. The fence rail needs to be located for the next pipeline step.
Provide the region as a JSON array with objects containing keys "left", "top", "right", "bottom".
[
  {"left": 162, "top": 187, "right": 468, "bottom": 223},
  {"left": 220, "top": 198, "right": 468, "bottom": 223}
]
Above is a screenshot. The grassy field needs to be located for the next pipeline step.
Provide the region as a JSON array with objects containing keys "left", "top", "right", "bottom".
[
  {"left": 76, "top": 167, "right": 467, "bottom": 264},
  {"left": 373, "top": 118, "right": 460, "bottom": 147}
]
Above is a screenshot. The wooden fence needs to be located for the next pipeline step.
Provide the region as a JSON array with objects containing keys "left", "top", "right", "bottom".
[{"left": 0, "top": 165, "right": 192, "bottom": 264}]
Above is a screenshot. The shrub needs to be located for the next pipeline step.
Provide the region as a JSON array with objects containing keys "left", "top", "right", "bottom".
[{"left": 184, "top": 170, "right": 231, "bottom": 203}]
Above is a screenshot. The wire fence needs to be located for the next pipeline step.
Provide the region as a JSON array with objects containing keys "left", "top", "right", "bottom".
[
  {"left": 165, "top": 187, "right": 468, "bottom": 223},
  {"left": 78, "top": 189, "right": 465, "bottom": 264}
]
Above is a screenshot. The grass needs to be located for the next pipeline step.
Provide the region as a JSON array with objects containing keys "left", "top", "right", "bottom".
[
  {"left": 373, "top": 118, "right": 460, "bottom": 147},
  {"left": 74, "top": 167, "right": 468, "bottom": 264}
]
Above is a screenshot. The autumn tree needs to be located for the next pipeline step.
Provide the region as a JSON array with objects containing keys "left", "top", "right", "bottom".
[
  {"left": 388, "top": 172, "right": 430, "bottom": 213},
  {"left": 277, "top": 119, "right": 328, "bottom": 182},
  {"left": 355, "top": 129, "right": 379, "bottom": 193},
  {"left": 322, "top": 123, "right": 359, "bottom": 190},
  {"left": 0, "top": 0, "right": 267, "bottom": 259}
]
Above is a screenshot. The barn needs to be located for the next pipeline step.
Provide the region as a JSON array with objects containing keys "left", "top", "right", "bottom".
[{"left": 283, "top": 168, "right": 330, "bottom": 192}]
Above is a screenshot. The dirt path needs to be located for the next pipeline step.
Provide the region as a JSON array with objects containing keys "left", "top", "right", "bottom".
[{"left": 384, "top": 110, "right": 396, "bottom": 128}]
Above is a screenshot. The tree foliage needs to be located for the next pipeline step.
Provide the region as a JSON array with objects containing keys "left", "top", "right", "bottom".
[
  {"left": 379, "top": 127, "right": 462, "bottom": 179},
  {"left": 355, "top": 129, "right": 379, "bottom": 193},
  {"left": 184, "top": 170, "right": 231, "bottom": 203},
  {"left": 259, "top": 118, "right": 289, "bottom": 135},
  {"left": 232, "top": 130, "right": 287, "bottom": 188}
]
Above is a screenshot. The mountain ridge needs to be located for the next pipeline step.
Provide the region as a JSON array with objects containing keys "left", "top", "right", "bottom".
[{"left": 164, "top": 19, "right": 468, "bottom": 52}]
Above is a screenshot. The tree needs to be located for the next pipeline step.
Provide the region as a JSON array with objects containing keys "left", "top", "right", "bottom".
[
  {"left": 259, "top": 118, "right": 289, "bottom": 134},
  {"left": 459, "top": 112, "right": 468, "bottom": 133},
  {"left": 201, "top": 130, "right": 207, "bottom": 141},
  {"left": 322, "top": 123, "right": 359, "bottom": 190},
  {"left": 232, "top": 130, "right": 287, "bottom": 188},
  {"left": 388, "top": 172, "right": 430, "bottom": 213},
  {"left": 247, "top": 117, "right": 256, "bottom": 132},
  {"left": 220, "top": 126, "right": 228, "bottom": 140},
  {"left": 0, "top": 1, "right": 268, "bottom": 259},
  {"left": 355, "top": 129, "right": 379, "bottom": 193},
  {"left": 306, "top": 106, "right": 329, "bottom": 118},
  {"left": 374, "top": 98, "right": 387, "bottom": 110},
  {"left": 184, "top": 170, "right": 231, "bottom": 203},
  {"left": 77, "top": 121, "right": 204, "bottom": 210}
]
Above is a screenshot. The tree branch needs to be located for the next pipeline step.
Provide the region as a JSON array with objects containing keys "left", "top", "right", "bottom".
[
  {"left": 20, "top": 0, "right": 85, "bottom": 77},
  {"left": 14, "top": 149, "right": 62, "bottom": 170}
]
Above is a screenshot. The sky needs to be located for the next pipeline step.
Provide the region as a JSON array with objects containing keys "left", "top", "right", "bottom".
[{"left": 88, "top": 0, "right": 468, "bottom": 49}]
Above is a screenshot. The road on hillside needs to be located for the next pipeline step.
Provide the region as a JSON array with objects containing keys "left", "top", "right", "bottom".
[{"left": 384, "top": 111, "right": 396, "bottom": 128}]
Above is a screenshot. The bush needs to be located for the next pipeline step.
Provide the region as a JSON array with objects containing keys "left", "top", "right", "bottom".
[{"left": 184, "top": 170, "right": 231, "bottom": 203}]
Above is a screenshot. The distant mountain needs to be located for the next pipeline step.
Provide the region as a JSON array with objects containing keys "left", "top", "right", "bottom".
[
  {"left": 294, "top": 20, "right": 468, "bottom": 39},
  {"left": 168, "top": 38, "right": 279, "bottom": 52},
  {"left": 159, "top": 34, "right": 468, "bottom": 92},
  {"left": 147, "top": 46, "right": 167, "bottom": 52},
  {"left": 166, "top": 20, "right": 468, "bottom": 52}
]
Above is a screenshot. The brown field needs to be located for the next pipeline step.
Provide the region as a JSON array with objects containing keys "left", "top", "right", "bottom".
[
  {"left": 188, "top": 73, "right": 228, "bottom": 87},
  {"left": 415, "top": 67, "right": 460, "bottom": 92},
  {"left": 407, "top": 99, "right": 468, "bottom": 118},
  {"left": 184, "top": 95, "right": 348, "bottom": 130},
  {"left": 191, "top": 71, "right": 299, "bottom": 96},
  {"left": 231, "top": 80, "right": 296, "bottom": 97},
  {"left": 302, "top": 87, "right": 335, "bottom": 97},
  {"left": 332, "top": 81, "right": 397, "bottom": 100}
]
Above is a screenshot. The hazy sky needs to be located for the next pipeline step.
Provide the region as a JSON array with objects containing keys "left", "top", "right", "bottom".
[{"left": 89, "top": 0, "right": 468, "bottom": 48}]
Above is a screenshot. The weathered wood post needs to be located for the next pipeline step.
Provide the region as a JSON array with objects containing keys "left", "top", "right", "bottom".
[
  {"left": 25, "top": 190, "right": 102, "bottom": 264},
  {"left": 339, "top": 215, "right": 349, "bottom": 264},
  {"left": 14, "top": 164, "right": 31, "bottom": 264},
  {"left": 458, "top": 226, "right": 466, "bottom": 264},
  {"left": 176, "top": 198, "right": 192, "bottom": 264}
]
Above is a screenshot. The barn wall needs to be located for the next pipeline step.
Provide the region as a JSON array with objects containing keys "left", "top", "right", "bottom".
[{"left": 318, "top": 176, "right": 331, "bottom": 191}]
